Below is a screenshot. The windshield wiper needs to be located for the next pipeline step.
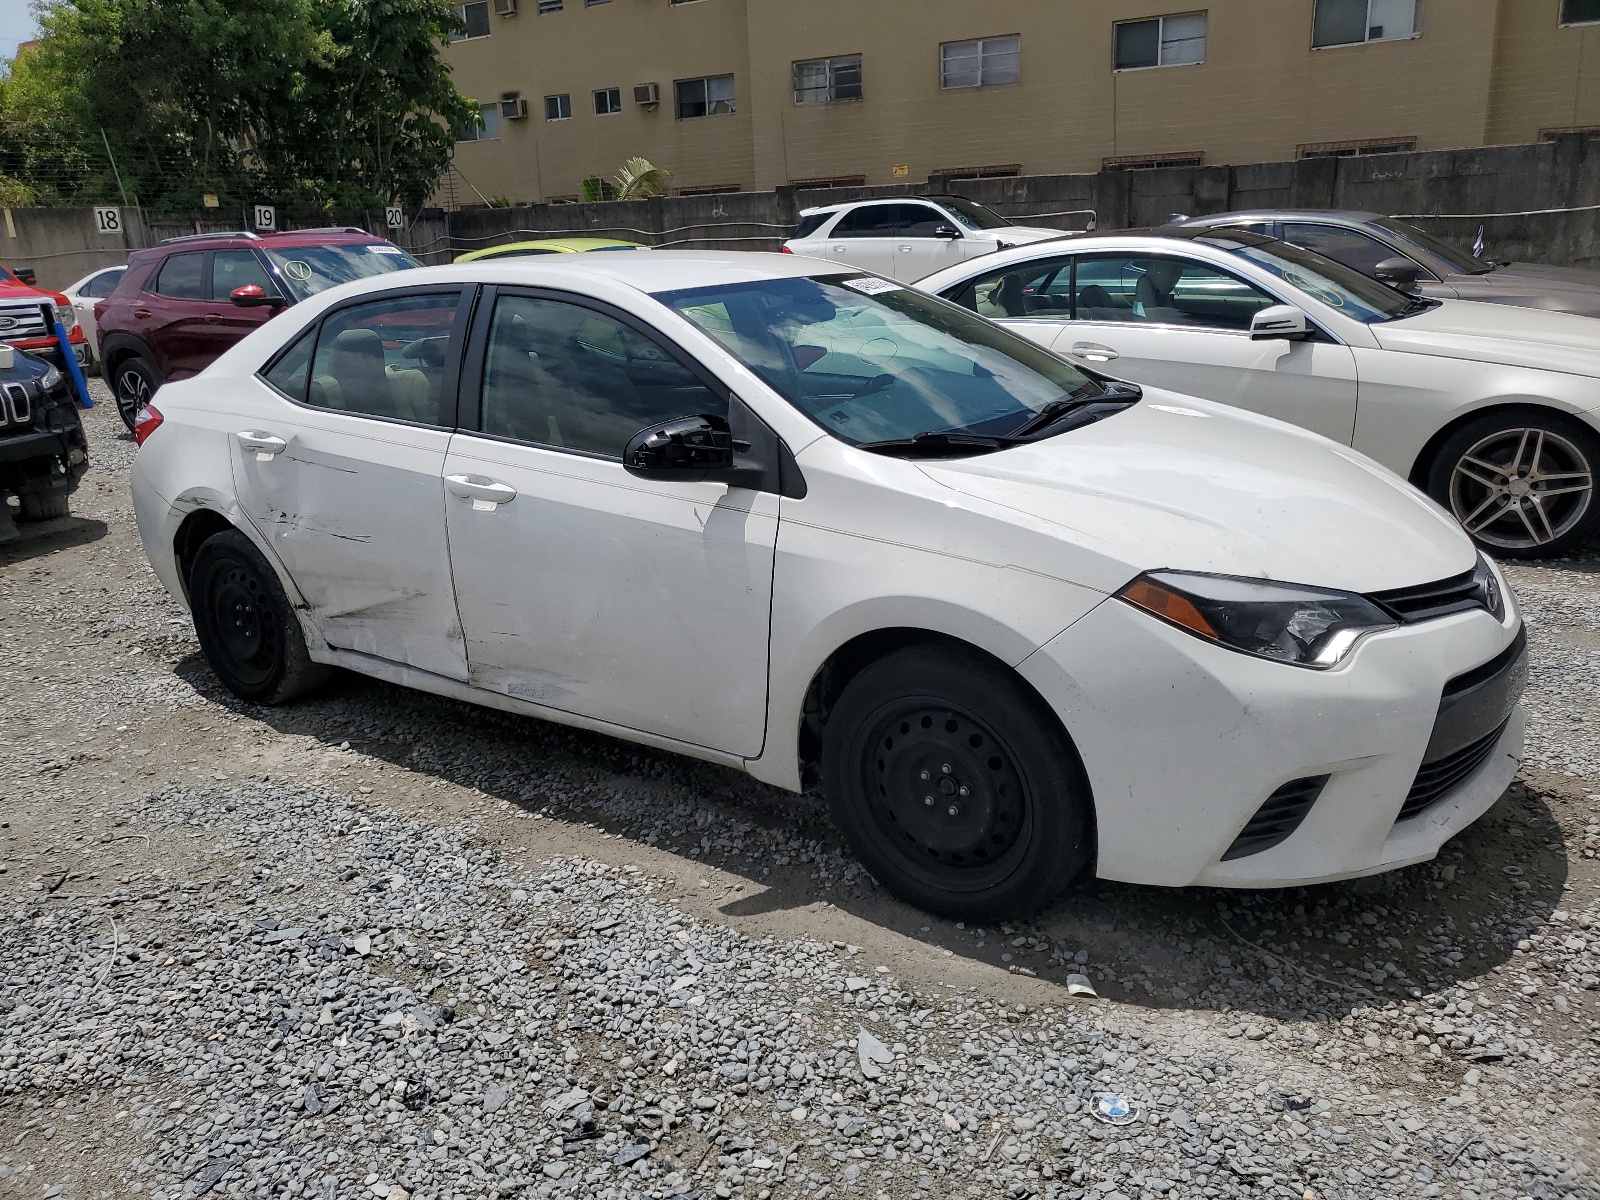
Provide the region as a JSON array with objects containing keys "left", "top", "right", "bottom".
[
  {"left": 1007, "top": 381, "right": 1142, "bottom": 438},
  {"left": 1391, "top": 295, "right": 1442, "bottom": 318},
  {"left": 854, "top": 431, "right": 1023, "bottom": 457}
]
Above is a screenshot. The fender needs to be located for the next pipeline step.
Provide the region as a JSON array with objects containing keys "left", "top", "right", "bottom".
[{"left": 98, "top": 331, "right": 163, "bottom": 388}]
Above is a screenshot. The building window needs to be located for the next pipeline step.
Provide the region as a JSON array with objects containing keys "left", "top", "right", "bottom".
[
  {"left": 932, "top": 164, "right": 1022, "bottom": 183},
  {"left": 455, "top": 103, "right": 501, "bottom": 141},
  {"left": 793, "top": 55, "right": 863, "bottom": 104},
  {"left": 1102, "top": 150, "right": 1204, "bottom": 170},
  {"left": 544, "top": 93, "right": 571, "bottom": 120},
  {"left": 452, "top": 1, "right": 490, "bottom": 40},
  {"left": 1312, "top": 0, "right": 1417, "bottom": 48},
  {"left": 586, "top": 0, "right": 610, "bottom": 5},
  {"left": 1114, "top": 12, "right": 1207, "bottom": 69},
  {"left": 675, "top": 74, "right": 735, "bottom": 119},
  {"left": 537, "top": 0, "right": 562, "bottom": 11},
  {"left": 1561, "top": 0, "right": 1600, "bottom": 24},
  {"left": 790, "top": 174, "right": 868, "bottom": 189},
  {"left": 678, "top": 183, "right": 741, "bottom": 196},
  {"left": 594, "top": 87, "right": 622, "bottom": 114},
  {"left": 1297, "top": 135, "right": 1416, "bottom": 158},
  {"left": 940, "top": 35, "right": 1020, "bottom": 89}
]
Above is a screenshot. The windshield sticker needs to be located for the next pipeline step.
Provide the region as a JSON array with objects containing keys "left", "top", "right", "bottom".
[
  {"left": 282, "top": 260, "right": 314, "bottom": 282},
  {"left": 368, "top": 244, "right": 407, "bottom": 255},
  {"left": 840, "top": 276, "right": 901, "bottom": 295}
]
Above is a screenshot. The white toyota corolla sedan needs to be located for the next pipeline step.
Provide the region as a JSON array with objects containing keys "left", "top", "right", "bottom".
[
  {"left": 916, "top": 228, "right": 1600, "bottom": 558},
  {"left": 130, "top": 252, "right": 1526, "bottom": 919}
]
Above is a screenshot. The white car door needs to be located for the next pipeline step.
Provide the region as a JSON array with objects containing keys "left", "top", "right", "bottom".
[
  {"left": 958, "top": 250, "right": 1360, "bottom": 445},
  {"left": 441, "top": 288, "right": 777, "bottom": 756},
  {"left": 230, "top": 289, "right": 470, "bottom": 679}
]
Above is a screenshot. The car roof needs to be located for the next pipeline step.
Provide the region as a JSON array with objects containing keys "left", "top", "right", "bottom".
[
  {"left": 354, "top": 250, "right": 852, "bottom": 295},
  {"left": 1175, "top": 209, "right": 1385, "bottom": 226},
  {"left": 797, "top": 195, "right": 964, "bottom": 217},
  {"left": 129, "top": 228, "right": 393, "bottom": 264}
]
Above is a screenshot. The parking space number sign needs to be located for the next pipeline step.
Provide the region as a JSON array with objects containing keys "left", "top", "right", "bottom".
[
  {"left": 94, "top": 207, "right": 121, "bottom": 235},
  {"left": 253, "top": 205, "right": 276, "bottom": 231},
  {"left": 385, "top": 207, "right": 404, "bottom": 230}
]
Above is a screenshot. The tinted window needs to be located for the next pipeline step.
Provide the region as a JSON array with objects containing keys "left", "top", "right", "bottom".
[
  {"left": 953, "top": 255, "right": 1075, "bottom": 319},
  {"left": 900, "top": 205, "right": 954, "bottom": 237},
  {"left": 479, "top": 295, "right": 726, "bottom": 456},
  {"left": 213, "top": 250, "right": 275, "bottom": 297},
  {"left": 1216, "top": 238, "right": 1413, "bottom": 321},
  {"left": 1283, "top": 223, "right": 1409, "bottom": 278},
  {"left": 261, "top": 326, "right": 316, "bottom": 402},
  {"left": 791, "top": 212, "right": 834, "bottom": 240},
  {"left": 307, "top": 294, "right": 459, "bottom": 424},
  {"left": 1071, "top": 254, "right": 1277, "bottom": 330},
  {"left": 82, "top": 268, "right": 125, "bottom": 298},
  {"left": 833, "top": 204, "right": 930, "bottom": 237},
  {"left": 155, "top": 252, "right": 209, "bottom": 300}
]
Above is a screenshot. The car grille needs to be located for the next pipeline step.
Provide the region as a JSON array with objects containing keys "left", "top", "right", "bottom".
[
  {"left": 0, "top": 304, "right": 50, "bottom": 341},
  {"left": 0, "top": 382, "right": 31, "bottom": 428},
  {"left": 1397, "top": 719, "right": 1508, "bottom": 822},
  {"left": 1221, "top": 775, "right": 1330, "bottom": 861},
  {"left": 1369, "top": 568, "right": 1488, "bottom": 623}
]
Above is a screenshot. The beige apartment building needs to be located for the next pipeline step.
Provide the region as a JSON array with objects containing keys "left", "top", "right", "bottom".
[{"left": 439, "top": 0, "right": 1600, "bottom": 205}]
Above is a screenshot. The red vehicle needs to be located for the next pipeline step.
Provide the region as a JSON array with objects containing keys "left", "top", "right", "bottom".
[
  {"left": 95, "top": 227, "right": 421, "bottom": 429},
  {"left": 0, "top": 264, "right": 91, "bottom": 371}
]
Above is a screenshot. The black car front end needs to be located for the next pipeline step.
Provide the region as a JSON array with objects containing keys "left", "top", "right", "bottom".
[{"left": 0, "top": 350, "right": 89, "bottom": 541}]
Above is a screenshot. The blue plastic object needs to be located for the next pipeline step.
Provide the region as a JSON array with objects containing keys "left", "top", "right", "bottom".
[{"left": 40, "top": 301, "right": 93, "bottom": 409}]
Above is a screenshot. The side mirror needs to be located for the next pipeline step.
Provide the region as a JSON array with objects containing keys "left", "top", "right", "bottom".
[
  {"left": 933, "top": 224, "right": 962, "bottom": 240},
  {"left": 13, "top": 265, "right": 37, "bottom": 286},
  {"left": 231, "top": 284, "right": 286, "bottom": 309},
  {"left": 1374, "top": 256, "right": 1421, "bottom": 293},
  {"left": 1250, "top": 304, "right": 1309, "bottom": 341},
  {"left": 624, "top": 414, "right": 733, "bottom": 478}
]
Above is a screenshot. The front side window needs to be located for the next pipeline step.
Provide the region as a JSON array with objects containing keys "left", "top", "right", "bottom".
[
  {"left": 940, "top": 35, "right": 1020, "bottom": 89},
  {"left": 1114, "top": 12, "right": 1207, "bottom": 69},
  {"left": 950, "top": 255, "right": 1075, "bottom": 320},
  {"left": 154, "top": 252, "right": 209, "bottom": 300},
  {"left": 213, "top": 249, "right": 274, "bottom": 297},
  {"left": 455, "top": 103, "right": 501, "bottom": 141},
  {"left": 594, "top": 87, "right": 622, "bottom": 114},
  {"left": 262, "top": 244, "right": 419, "bottom": 301},
  {"left": 545, "top": 93, "right": 572, "bottom": 120},
  {"left": 1563, "top": 0, "right": 1600, "bottom": 25},
  {"left": 1208, "top": 236, "right": 1415, "bottom": 322},
  {"left": 1282, "top": 222, "right": 1415, "bottom": 279},
  {"left": 307, "top": 293, "right": 460, "bottom": 425},
  {"left": 1069, "top": 254, "right": 1278, "bottom": 330},
  {"left": 452, "top": 1, "right": 490, "bottom": 40},
  {"left": 675, "top": 74, "right": 736, "bottom": 119},
  {"left": 793, "top": 55, "right": 863, "bottom": 104},
  {"left": 479, "top": 295, "right": 725, "bottom": 456},
  {"left": 1312, "top": 0, "right": 1417, "bottom": 47},
  {"left": 658, "top": 274, "right": 1099, "bottom": 447}
]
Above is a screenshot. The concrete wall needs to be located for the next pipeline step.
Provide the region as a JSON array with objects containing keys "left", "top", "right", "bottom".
[{"left": 0, "top": 206, "right": 141, "bottom": 292}]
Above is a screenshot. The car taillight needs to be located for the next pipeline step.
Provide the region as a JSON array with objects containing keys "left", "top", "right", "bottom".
[
  {"left": 779, "top": 245, "right": 793, "bottom": 253},
  {"left": 133, "top": 402, "right": 163, "bottom": 447}
]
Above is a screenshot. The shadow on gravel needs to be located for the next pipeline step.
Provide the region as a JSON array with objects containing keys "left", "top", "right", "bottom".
[
  {"left": 174, "top": 648, "right": 1568, "bottom": 1025},
  {"left": 0, "top": 515, "right": 109, "bottom": 566}
]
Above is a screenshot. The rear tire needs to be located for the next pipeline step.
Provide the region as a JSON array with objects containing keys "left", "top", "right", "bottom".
[
  {"left": 112, "top": 355, "right": 160, "bottom": 432},
  {"left": 189, "top": 528, "right": 330, "bottom": 704},
  {"left": 1426, "top": 410, "right": 1599, "bottom": 558},
  {"left": 17, "top": 492, "right": 69, "bottom": 522},
  {"left": 821, "top": 644, "right": 1092, "bottom": 921}
]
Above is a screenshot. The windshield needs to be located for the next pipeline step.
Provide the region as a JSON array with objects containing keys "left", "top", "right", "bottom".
[
  {"left": 1373, "top": 217, "right": 1493, "bottom": 274},
  {"left": 656, "top": 274, "right": 1102, "bottom": 446},
  {"left": 263, "top": 243, "right": 420, "bottom": 300},
  {"left": 1207, "top": 236, "right": 1417, "bottom": 322},
  {"left": 936, "top": 197, "right": 1012, "bottom": 231}
]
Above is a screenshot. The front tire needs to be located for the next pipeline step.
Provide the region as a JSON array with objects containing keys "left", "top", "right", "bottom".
[
  {"left": 1427, "top": 410, "right": 1599, "bottom": 558},
  {"left": 189, "top": 529, "right": 330, "bottom": 704},
  {"left": 112, "top": 355, "right": 160, "bottom": 432},
  {"left": 821, "top": 644, "right": 1092, "bottom": 921}
]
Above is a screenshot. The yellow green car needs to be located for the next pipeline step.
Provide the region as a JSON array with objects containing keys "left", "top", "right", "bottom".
[{"left": 453, "top": 237, "right": 646, "bottom": 263}]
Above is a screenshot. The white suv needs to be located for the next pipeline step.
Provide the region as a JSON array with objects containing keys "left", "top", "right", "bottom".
[{"left": 782, "top": 195, "right": 1072, "bottom": 281}]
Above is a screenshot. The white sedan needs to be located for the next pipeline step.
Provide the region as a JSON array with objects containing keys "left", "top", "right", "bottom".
[
  {"left": 130, "top": 252, "right": 1524, "bottom": 918},
  {"left": 916, "top": 229, "right": 1600, "bottom": 558},
  {"left": 61, "top": 264, "right": 126, "bottom": 365}
]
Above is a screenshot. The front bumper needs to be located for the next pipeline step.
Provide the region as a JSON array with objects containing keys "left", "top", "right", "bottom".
[{"left": 1018, "top": 594, "right": 1524, "bottom": 888}]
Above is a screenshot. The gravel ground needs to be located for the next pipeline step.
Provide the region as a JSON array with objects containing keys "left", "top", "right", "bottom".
[{"left": 1, "top": 393, "right": 1597, "bottom": 1200}]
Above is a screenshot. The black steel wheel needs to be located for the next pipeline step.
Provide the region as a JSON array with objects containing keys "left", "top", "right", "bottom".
[
  {"left": 822, "top": 644, "right": 1092, "bottom": 920},
  {"left": 189, "top": 528, "right": 329, "bottom": 704},
  {"left": 113, "top": 355, "right": 159, "bottom": 432}
]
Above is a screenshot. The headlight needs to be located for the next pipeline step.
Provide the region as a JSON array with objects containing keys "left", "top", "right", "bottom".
[
  {"left": 39, "top": 363, "right": 62, "bottom": 391},
  {"left": 1117, "top": 570, "right": 1399, "bottom": 669}
]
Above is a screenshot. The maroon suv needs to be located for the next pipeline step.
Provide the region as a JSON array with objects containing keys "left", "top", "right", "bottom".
[{"left": 96, "top": 227, "right": 421, "bottom": 428}]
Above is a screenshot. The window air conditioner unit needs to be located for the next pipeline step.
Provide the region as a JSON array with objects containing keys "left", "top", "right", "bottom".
[
  {"left": 633, "top": 82, "right": 660, "bottom": 107},
  {"left": 493, "top": 0, "right": 518, "bottom": 14},
  {"left": 501, "top": 92, "right": 528, "bottom": 119}
]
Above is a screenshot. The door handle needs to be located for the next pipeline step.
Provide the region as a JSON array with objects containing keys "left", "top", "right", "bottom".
[
  {"left": 203, "top": 313, "right": 221, "bottom": 323},
  {"left": 133, "top": 308, "right": 152, "bottom": 319},
  {"left": 236, "top": 431, "right": 287, "bottom": 460},
  {"left": 1068, "top": 342, "right": 1120, "bottom": 362},
  {"left": 446, "top": 473, "right": 517, "bottom": 510}
]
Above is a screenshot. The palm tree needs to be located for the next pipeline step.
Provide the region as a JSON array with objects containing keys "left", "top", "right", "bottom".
[{"left": 611, "top": 156, "right": 671, "bottom": 200}]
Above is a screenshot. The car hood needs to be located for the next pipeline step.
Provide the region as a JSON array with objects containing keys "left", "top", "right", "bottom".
[
  {"left": 916, "top": 390, "right": 1475, "bottom": 595},
  {"left": 0, "top": 282, "right": 70, "bottom": 306},
  {"left": 1369, "top": 297, "right": 1600, "bottom": 380},
  {"left": 1445, "top": 262, "right": 1600, "bottom": 317}
]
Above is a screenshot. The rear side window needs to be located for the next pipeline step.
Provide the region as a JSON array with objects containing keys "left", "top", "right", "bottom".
[
  {"left": 307, "top": 293, "right": 461, "bottom": 425},
  {"left": 154, "top": 252, "right": 209, "bottom": 299},
  {"left": 261, "top": 326, "right": 316, "bottom": 402},
  {"left": 791, "top": 212, "right": 834, "bottom": 240},
  {"left": 833, "top": 205, "right": 902, "bottom": 237}
]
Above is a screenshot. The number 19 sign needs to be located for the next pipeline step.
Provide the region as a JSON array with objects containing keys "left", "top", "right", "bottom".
[{"left": 253, "top": 205, "right": 276, "bottom": 232}]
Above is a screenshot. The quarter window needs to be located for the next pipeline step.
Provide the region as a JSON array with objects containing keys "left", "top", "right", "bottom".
[
  {"left": 1114, "top": 12, "right": 1207, "bottom": 69},
  {"left": 452, "top": 1, "right": 490, "bottom": 40},
  {"left": 675, "top": 74, "right": 736, "bottom": 119},
  {"left": 793, "top": 55, "right": 863, "bottom": 104},
  {"left": 82, "top": 269, "right": 124, "bottom": 298},
  {"left": 307, "top": 294, "right": 461, "bottom": 426},
  {"left": 1312, "top": 0, "right": 1417, "bottom": 47},
  {"left": 545, "top": 93, "right": 572, "bottom": 120},
  {"left": 1562, "top": 0, "right": 1600, "bottom": 23},
  {"left": 479, "top": 295, "right": 726, "bottom": 457},
  {"left": 153, "top": 252, "right": 209, "bottom": 300},
  {"left": 261, "top": 326, "right": 316, "bottom": 402},
  {"left": 1071, "top": 254, "right": 1278, "bottom": 331},
  {"left": 594, "top": 87, "right": 622, "bottom": 115},
  {"left": 940, "top": 35, "right": 1020, "bottom": 89},
  {"left": 212, "top": 250, "right": 273, "bottom": 297},
  {"left": 951, "top": 256, "right": 1076, "bottom": 320}
]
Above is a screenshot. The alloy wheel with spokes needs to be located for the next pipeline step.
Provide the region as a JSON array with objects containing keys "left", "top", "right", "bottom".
[
  {"left": 1447, "top": 424, "right": 1594, "bottom": 552},
  {"left": 113, "top": 356, "right": 159, "bottom": 432}
]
